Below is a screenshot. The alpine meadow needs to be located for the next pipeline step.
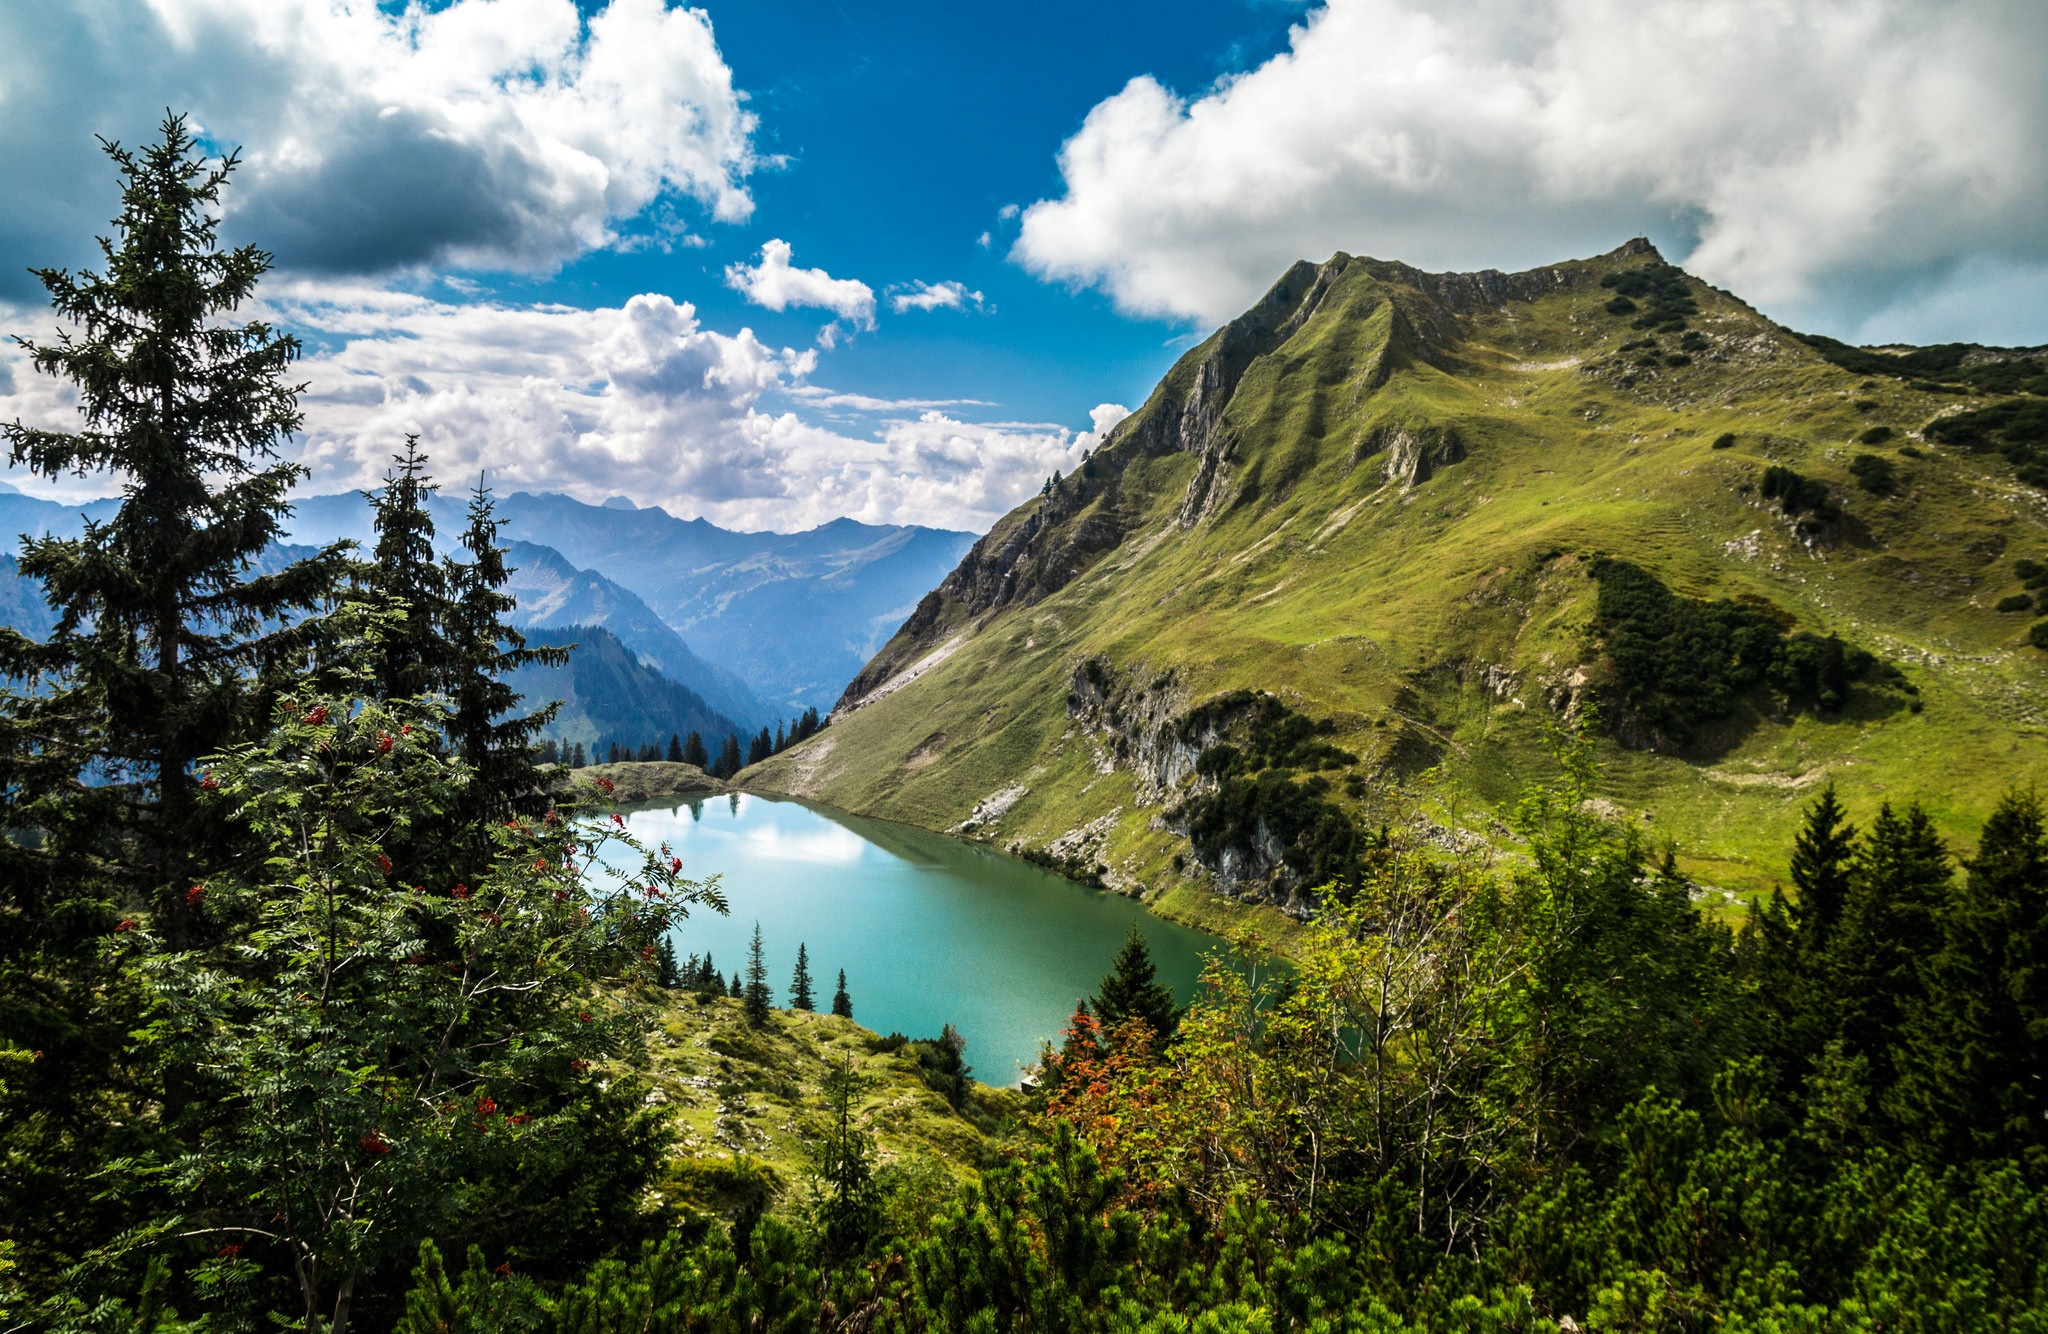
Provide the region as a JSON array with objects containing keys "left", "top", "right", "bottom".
[{"left": 4, "top": 3, "right": 2048, "bottom": 1332}]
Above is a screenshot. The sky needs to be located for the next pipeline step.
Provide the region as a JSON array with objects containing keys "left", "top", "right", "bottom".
[{"left": 1, "top": 0, "right": 2044, "bottom": 532}]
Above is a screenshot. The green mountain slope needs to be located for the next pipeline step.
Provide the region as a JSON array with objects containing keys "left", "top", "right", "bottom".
[{"left": 744, "top": 239, "right": 2048, "bottom": 923}]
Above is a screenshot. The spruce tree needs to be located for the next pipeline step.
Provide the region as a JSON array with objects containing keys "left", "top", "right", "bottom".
[
  {"left": 728, "top": 971, "right": 743, "bottom": 999},
  {"left": 655, "top": 936, "right": 681, "bottom": 989},
  {"left": 791, "top": 942, "right": 816, "bottom": 1011},
  {"left": 746, "top": 728, "right": 772, "bottom": 766},
  {"left": 683, "top": 731, "right": 708, "bottom": 768},
  {"left": 1789, "top": 784, "right": 1857, "bottom": 952},
  {"left": 667, "top": 733, "right": 684, "bottom": 762},
  {"left": 712, "top": 733, "right": 744, "bottom": 779},
  {"left": 363, "top": 435, "right": 450, "bottom": 702},
  {"left": 832, "top": 969, "right": 853, "bottom": 1019},
  {"left": 744, "top": 922, "right": 772, "bottom": 1026},
  {"left": 570, "top": 741, "right": 587, "bottom": 768},
  {"left": 1092, "top": 926, "right": 1180, "bottom": 1044},
  {"left": 1, "top": 114, "right": 349, "bottom": 936},
  {"left": 441, "top": 477, "right": 567, "bottom": 820},
  {"left": 1828, "top": 802, "right": 1949, "bottom": 1091}
]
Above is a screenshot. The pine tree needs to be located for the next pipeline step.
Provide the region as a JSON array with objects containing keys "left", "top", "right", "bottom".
[
  {"left": 774, "top": 722, "right": 787, "bottom": 754},
  {"left": 682, "top": 731, "right": 708, "bottom": 768},
  {"left": 363, "top": 435, "right": 450, "bottom": 702},
  {"left": 711, "top": 733, "right": 744, "bottom": 780},
  {"left": 728, "top": 972, "right": 743, "bottom": 999},
  {"left": 810, "top": 1057, "right": 879, "bottom": 1259},
  {"left": 746, "top": 728, "right": 772, "bottom": 767},
  {"left": 832, "top": 969, "right": 853, "bottom": 1019},
  {"left": 744, "top": 923, "right": 772, "bottom": 1026},
  {"left": 1829, "top": 802, "right": 1949, "bottom": 1092},
  {"left": 1892, "top": 790, "right": 2048, "bottom": 1160},
  {"left": 441, "top": 478, "right": 567, "bottom": 820},
  {"left": 1, "top": 114, "right": 350, "bottom": 939},
  {"left": 1091, "top": 926, "right": 1180, "bottom": 1044},
  {"left": 1789, "top": 784, "right": 1857, "bottom": 952},
  {"left": 570, "top": 741, "right": 587, "bottom": 768},
  {"left": 667, "top": 734, "right": 684, "bottom": 762},
  {"left": 655, "top": 936, "right": 681, "bottom": 989},
  {"left": 791, "top": 943, "right": 816, "bottom": 1010}
]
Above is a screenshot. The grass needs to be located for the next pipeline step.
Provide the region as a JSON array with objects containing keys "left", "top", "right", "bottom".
[
  {"left": 744, "top": 241, "right": 2048, "bottom": 929},
  {"left": 629, "top": 988, "right": 1027, "bottom": 1218}
]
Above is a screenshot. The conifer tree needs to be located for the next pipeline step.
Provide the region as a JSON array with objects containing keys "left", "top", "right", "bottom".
[
  {"left": 441, "top": 477, "right": 567, "bottom": 820},
  {"left": 363, "top": 435, "right": 450, "bottom": 702},
  {"left": 744, "top": 923, "right": 772, "bottom": 1026},
  {"left": 1091, "top": 926, "right": 1180, "bottom": 1044},
  {"left": 0, "top": 114, "right": 350, "bottom": 931},
  {"left": 682, "top": 731, "right": 708, "bottom": 768},
  {"left": 832, "top": 969, "right": 853, "bottom": 1019},
  {"left": 746, "top": 728, "right": 772, "bottom": 766},
  {"left": 655, "top": 936, "right": 681, "bottom": 989},
  {"left": 810, "top": 1057, "right": 879, "bottom": 1259},
  {"left": 570, "top": 741, "right": 587, "bottom": 768},
  {"left": 791, "top": 943, "right": 816, "bottom": 1010},
  {"left": 728, "top": 971, "right": 743, "bottom": 998},
  {"left": 1828, "top": 802, "right": 1949, "bottom": 1090},
  {"left": 712, "top": 733, "right": 743, "bottom": 779},
  {"left": 1789, "top": 784, "right": 1857, "bottom": 952},
  {"left": 667, "top": 734, "right": 683, "bottom": 762}
]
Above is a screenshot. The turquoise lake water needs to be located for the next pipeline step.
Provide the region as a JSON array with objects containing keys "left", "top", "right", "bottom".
[{"left": 618, "top": 793, "right": 1219, "bottom": 1084}]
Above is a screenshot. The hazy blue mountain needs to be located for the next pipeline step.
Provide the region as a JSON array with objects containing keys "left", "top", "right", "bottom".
[
  {"left": 0, "top": 555, "right": 58, "bottom": 640},
  {"left": 506, "top": 625, "right": 741, "bottom": 754},
  {"left": 482, "top": 493, "right": 978, "bottom": 712},
  {"left": 499, "top": 541, "right": 766, "bottom": 727}
]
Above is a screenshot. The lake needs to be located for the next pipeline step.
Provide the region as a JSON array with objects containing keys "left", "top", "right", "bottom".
[{"left": 618, "top": 792, "right": 1220, "bottom": 1084}]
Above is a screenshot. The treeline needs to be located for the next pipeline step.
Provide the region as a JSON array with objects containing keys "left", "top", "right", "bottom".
[
  {"left": 393, "top": 737, "right": 2048, "bottom": 1332},
  {"left": 538, "top": 707, "right": 825, "bottom": 778},
  {"left": 652, "top": 923, "right": 855, "bottom": 1023}
]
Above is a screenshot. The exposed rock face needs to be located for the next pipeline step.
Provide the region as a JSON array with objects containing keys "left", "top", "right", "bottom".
[{"left": 1064, "top": 657, "right": 1199, "bottom": 807}]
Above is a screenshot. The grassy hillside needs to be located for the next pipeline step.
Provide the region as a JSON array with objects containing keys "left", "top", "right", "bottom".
[
  {"left": 745, "top": 239, "right": 2048, "bottom": 922},
  {"left": 630, "top": 990, "right": 1024, "bottom": 1218}
]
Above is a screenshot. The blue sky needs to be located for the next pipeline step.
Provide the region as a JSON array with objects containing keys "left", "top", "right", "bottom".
[{"left": 1, "top": 0, "right": 2043, "bottom": 531}]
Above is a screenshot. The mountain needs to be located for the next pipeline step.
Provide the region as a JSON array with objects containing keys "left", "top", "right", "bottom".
[
  {"left": 269, "top": 489, "right": 766, "bottom": 726},
  {"left": 506, "top": 624, "right": 741, "bottom": 754},
  {"left": 745, "top": 239, "right": 2048, "bottom": 926},
  {"left": 277, "top": 489, "right": 975, "bottom": 716},
  {"left": 481, "top": 494, "right": 978, "bottom": 713},
  {"left": 497, "top": 541, "right": 766, "bottom": 728}
]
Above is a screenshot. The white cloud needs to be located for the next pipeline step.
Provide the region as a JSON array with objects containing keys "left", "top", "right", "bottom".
[
  {"left": 889, "top": 280, "right": 987, "bottom": 314},
  {"left": 0, "top": 0, "right": 756, "bottom": 287},
  {"left": 1085, "top": 403, "right": 1131, "bottom": 442},
  {"left": 1013, "top": 0, "right": 2048, "bottom": 341},
  {"left": 0, "top": 287, "right": 1093, "bottom": 533},
  {"left": 725, "top": 239, "right": 878, "bottom": 328}
]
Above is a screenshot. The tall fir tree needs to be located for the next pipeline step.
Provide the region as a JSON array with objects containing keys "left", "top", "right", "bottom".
[
  {"left": 0, "top": 114, "right": 349, "bottom": 932},
  {"left": 744, "top": 922, "right": 773, "bottom": 1026},
  {"left": 655, "top": 936, "right": 682, "bottom": 990},
  {"left": 682, "top": 731, "right": 708, "bottom": 768},
  {"left": 791, "top": 943, "right": 816, "bottom": 1011},
  {"left": 441, "top": 477, "right": 567, "bottom": 821},
  {"left": 711, "top": 733, "right": 744, "bottom": 780},
  {"left": 1891, "top": 791, "right": 2048, "bottom": 1160},
  {"left": 831, "top": 969, "right": 853, "bottom": 1019},
  {"left": 1789, "top": 784, "right": 1857, "bottom": 952},
  {"left": 1092, "top": 926, "right": 1181, "bottom": 1044},
  {"left": 363, "top": 435, "right": 450, "bottom": 702},
  {"left": 667, "top": 733, "right": 684, "bottom": 762},
  {"left": 1828, "top": 802, "right": 1950, "bottom": 1092}
]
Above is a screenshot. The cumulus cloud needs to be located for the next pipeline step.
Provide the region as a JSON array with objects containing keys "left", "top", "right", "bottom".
[
  {"left": 0, "top": 289, "right": 1092, "bottom": 533},
  {"left": 889, "top": 280, "right": 987, "bottom": 314},
  {"left": 725, "top": 239, "right": 878, "bottom": 328},
  {"left": 0, "top": 0, "right": 756, "bottom": 289},
  {"left": 1014, "top": 0, "right": 2048, "bottom": 340}
]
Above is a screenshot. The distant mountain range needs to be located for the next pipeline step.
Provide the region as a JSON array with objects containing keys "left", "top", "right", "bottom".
[{"left": 0, "top": 485, "right": 974, "bottom": 746}]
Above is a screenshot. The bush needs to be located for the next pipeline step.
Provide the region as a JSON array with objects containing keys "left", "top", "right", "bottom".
[
  {"left": 1602, "top": 263, "right": 1698, "bottom": 332},
  {"left": 1759, "top": 465, "right": 1840, "bottom": 523},
  {"left": 1923, "top": 399, "right": 2048, "bottom": 493},
  {"left": 1712, "top": 432, "right": 1737, "bottom": 449},
  {"left": 1605, "top": 295, "right": 1639, "bottom": 315},
  {"left": 1858, "top": 425, "right": 1895, "bottom": 444},
  {"left": 1664, "top": 353, "right": 1692, "bottom": 368},
  {"left": 1996, "top": 594, "right": 2033, "bottom": 613},
  {"left": 1849, "top": 453, "right": 1898, "bottom": 495},
  {"left": 1680, "top": 331, "right": 1708, "bottom": 353},
  {"left": 2016, "top": 558, "right": 2048, "bottom": 588},
  {"left": 2030, "top": 621, "right": 2048, "bottom": 650}
]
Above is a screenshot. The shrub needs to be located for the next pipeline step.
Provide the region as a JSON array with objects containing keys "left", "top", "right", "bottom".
[
  {"left": 1664, "top": 353, "right": 1692, "bottom": 368},
  {"left": 1996, "top": 594, "right": 2033, "bottom": 613},
  {"left": 2018, "top": 558, "right": 2048, "bottom": 588},
  {"left": 1849, "top": 453, "right": 1898, "bottom": 495},
  {"left": 1712, "top": 432, "right": 1737, "bottom": 449},
  {"left": 1680, "top": 330, "right": 1708, "bottom": 353},
  {"left": 2030, "top": 621, "right": 2048, "bottom": 650},
  {"left": 1854, "top": 398, "right": 1880, "bottom": 412},
  {"left": 1759, "top": 465, "right": 1840, "bottom": 523},
  {"left": 1605, "top": 295, "right": 1639, "bottom": 315},
  {"left": 1859, "top": 425, "right": 1895, "bottom": 444},
  {"left": 1899, "top": 444, "right": 1924, "bottom": 458},
  {"left": 1602, "top": 263, "right": 1698, "bottom": 332}
]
